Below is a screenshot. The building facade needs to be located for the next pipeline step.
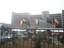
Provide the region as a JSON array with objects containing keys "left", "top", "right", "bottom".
[
  {"left": 61, "top": 10, "right": 64, "bottom": 27},
  {"left": 11, "top": 10, "right": 63, "bottom": 28}
]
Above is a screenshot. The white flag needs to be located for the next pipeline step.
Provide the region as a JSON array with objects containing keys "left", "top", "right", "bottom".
[{"left": 20, "top": 20, "right": 23, "bottom": 25}]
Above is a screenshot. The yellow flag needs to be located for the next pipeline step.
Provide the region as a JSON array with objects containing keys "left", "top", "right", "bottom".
[{"left": 34, "top": 18, "right": 38, "bottom": 25}]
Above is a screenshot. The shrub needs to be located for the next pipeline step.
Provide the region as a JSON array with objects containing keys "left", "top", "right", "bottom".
[
  {"left": 34, "top": 36, "right": 41, "bottom": 48},
  {"left": 60, "top": 36, "right": 64, "bottom": 44}
]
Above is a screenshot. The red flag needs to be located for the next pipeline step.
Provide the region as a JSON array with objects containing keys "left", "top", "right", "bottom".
[
  {"left": 46, "top": 17, "right": 52, "bottom": 24},
  {"left": 18, "top": 19, "right": 21, "bottom": 24}
]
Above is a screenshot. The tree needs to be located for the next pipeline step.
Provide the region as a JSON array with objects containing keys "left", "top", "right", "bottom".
[
  {"left": 34, "top": 35, "right": 41, "bottom": 48},
  {"left": 1, "top": 25, "right": 6, "bottom": 32},
  {"left": 11, "top": 31, "right": 18, "bottom": 44}
]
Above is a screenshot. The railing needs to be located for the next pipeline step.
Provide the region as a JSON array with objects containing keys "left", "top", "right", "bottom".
[{"left": 0, "top": 28, "right": 64, "bottom": 48}]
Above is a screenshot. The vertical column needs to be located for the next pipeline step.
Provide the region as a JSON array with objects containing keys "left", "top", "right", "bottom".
[
  {"left": 61, "top": 10, "right": 64, "bottom": 28},
  {"left": 11, "top": 12, "right": 15, "bottom": 24},
  {"left": 42, "top": 11, "right": 49, "bottom": 28}
]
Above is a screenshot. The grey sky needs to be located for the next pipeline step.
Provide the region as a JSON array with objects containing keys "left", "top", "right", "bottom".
[{"left": 0, "top": 0, "right": 64, "bottom": 24}]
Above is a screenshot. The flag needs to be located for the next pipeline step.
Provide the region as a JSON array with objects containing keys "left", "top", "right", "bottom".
[
  {"left": 53, "top": 18, "right": 62, "bottom": 28},
  {"left": 20, "top": 20, "right": 23, "bottom": 25},
  {"left": 25, "top": 19, "right": 30, "bottom": 27},
  {"left": 46, "top": 17, "right": 52, "bottom": 24},
  {"left": 39, "top": 17, "right": 45, "bottom": 23},
  {"left": 23, "top": 19, "right": 26, "bottom": 23},
  {"left": 18, "top": 19, "right": 20, "bottom": 24},
  {"left": 22, "top": 19, "right": 28, "bottom": 25},
  {"left": 34, "top": 18, "right": 39, "bottom": 25},
  {"left": 53, "top": 18, "right": 59, "bottom": 27},
  {"left": 18, "top": 19, "right": 23, "bottom": 25},
  {"left": 23, "top": 19, "right": 30, "bottom": 27}
]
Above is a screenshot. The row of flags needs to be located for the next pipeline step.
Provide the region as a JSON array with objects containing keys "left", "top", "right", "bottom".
[
  {"left": 18, "top": 17, "right": 61, "bottom": 28},
  {"left": 46, "top": 17, "right": 61, "bottom": 28},
  {"left": 18, "top": 19, "right": 30, "bottom": 27}
]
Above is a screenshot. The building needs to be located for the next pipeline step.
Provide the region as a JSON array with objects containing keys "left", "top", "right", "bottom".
[
  {"left": 49, "top": 14, "right": 61, "bottom": 28},
  {"left": 61, "top": 10, "right": 64, "bottom": 27},
  {"left": 11, "top": 10, "right": 63, "bottom": 28}
]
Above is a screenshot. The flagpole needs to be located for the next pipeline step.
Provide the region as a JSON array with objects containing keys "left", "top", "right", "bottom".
[{"left": 45, "top": 18, "right": 47, "bottom": 28}]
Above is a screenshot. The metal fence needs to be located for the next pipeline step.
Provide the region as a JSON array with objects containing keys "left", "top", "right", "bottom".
[{"left": 0, "top": 28, "right": 64, "bottom": 48}]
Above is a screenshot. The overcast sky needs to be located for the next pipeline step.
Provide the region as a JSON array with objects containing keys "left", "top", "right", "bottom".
[{"left": 0, "top": 0, "right": 64, "bottom": 24}]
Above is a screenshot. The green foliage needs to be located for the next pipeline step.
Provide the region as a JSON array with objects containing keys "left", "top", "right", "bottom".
[
  {"left": 12, "top": 33, "right": 18, "bottom": 44},
  {"left": 46, "top": 38, "right": 52, "bottom": 44},
  {"left": 41, "top": 36, "right": 52, "bottom": 44},
  {"left": 34, "top": 32, "right": 52, "bottom": 48},
  {"left": 34, "top": 36, "right": 41, "bottom": 48},
  {"left": 60, "top": 36, "right": 64, "bottom": 44}
]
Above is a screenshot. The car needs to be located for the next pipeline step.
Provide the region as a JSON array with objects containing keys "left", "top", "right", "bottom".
[{"left": 5, "top": 34, "right": 13, "bottom": 41}]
